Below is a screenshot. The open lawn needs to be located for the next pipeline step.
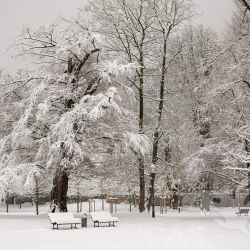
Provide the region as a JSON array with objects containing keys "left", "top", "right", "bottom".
[{"left": 0, "top": 202, "right": 250, "bottom": 250}]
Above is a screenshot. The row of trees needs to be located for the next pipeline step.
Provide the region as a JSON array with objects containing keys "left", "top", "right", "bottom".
[{"left": 0, "top": 0, "right": 249, "bottom": 212}]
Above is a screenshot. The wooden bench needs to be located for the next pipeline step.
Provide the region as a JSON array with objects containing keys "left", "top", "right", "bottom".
[
  {"left": 90, "top": 211, "right": 119, "bottom": 227},
  {"left": 48, "top": 212, "right": 81, "bottom": 229},
  {"left": 236, "top": 208, "right": 249, "bottom": 216}
]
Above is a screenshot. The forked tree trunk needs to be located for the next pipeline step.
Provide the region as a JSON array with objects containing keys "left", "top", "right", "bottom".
[
  {"left": 52, "top": 170, "right": 69, "bottom": 212},
  {"left": 50, "top": 51, "right": 100, "bottom": 213}
]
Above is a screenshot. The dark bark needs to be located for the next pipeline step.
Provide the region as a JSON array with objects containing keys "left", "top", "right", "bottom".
[
  {"left": 138, "top": 53, "right": 144, "bottom": 133},
  {"left": 164, "top": 138, "right": 171, "bottom": 163},
  {"left": 245, "top": 139, "right": 250, "bottom": 194},
  {"left": 59, "top": 171, "right": 68, "bottom": 212},
  {"left": 151, "top": 173, "right": 156, "bottom": 217},
  {"left": 67, "top": 57, "right": 74, "bottom": 74},
  {"left": 77, "top": 192, "right": 80, "bottom": 213},
  {"left": 138, "top": 49, "right": 146, "bottom": 213},
  {"left": 52, "top": 170, "right": 69, "bottom": 212},
  {"left": 138, "top": 158, "right": 145, "bottom": 212},
  {"left": 35, "top": 187, "right": 39, "bottom": 215},
  {"left": 147, "top": 37, "right": 167, "bottom": 212},
  {"left": 239, "top": 0, "right": 250, "bottom": 11},
  {"left": 129, "top": 193, "right": 132, "bottom": 212}
]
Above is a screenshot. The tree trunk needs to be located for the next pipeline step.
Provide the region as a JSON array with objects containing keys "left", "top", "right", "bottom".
[
  {"left": 151, "top": 172, "right": 156, "bottom": 217},
  {"left": 80, "top": 197, "right": 82, "bottom": 212},
  {"left": 52, "top": 170, "right": 69, "bottom": 212},
  {"left": 35, "top": 188, "right": 39, "bottom": 215},
  {"left": 137, "top": 47, "right": 146, "bottom": 213},
  {"left": 147, "top": 37, "right": 167, "bottom": 212},
  {"left": 245, "top": 139, "right": 250, "bottom": 199},
  {"left": 102, "top": 198, "right": 104, "bottom": 211},
  {"left": 139, "top": 157, "right": 145, "bottom": 212},
  {"left": 19, "top": 197, "right": 22, "bottom": 209},
  {"left": 129, "top": 193, "right": 132, "bottom": 212},
  {"left": 77, "top": 191, "right": 80, "bottom": 213}
]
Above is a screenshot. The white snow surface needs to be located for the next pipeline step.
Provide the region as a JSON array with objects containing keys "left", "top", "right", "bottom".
[{"left": 0, "top": 202, "right": 250, "bottom": 250}]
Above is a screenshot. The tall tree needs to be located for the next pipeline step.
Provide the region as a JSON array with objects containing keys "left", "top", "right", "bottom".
[
  {"left": 0, "top": 18, "right": 139, "bottom": 211},
  {"left": 89, "top": 0, "right": 194, "bottom": 212}
]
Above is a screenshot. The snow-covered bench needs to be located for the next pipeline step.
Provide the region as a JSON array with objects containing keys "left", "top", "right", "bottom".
[
  {"left": 236, "top": 208, "right": 249, "bottom": 216},
  {"left": 90, "top": 211, "right": 119, "bottom": 227},
  {"left": 48, "top": 212, "right": 81, "bottom": 229}
]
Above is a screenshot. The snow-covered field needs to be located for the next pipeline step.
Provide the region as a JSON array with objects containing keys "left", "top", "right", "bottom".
[{"left": 0, "top": 202, "right": 250, "bottom": 250}]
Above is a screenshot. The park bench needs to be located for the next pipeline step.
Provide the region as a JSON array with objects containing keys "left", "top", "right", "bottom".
[
  {"left": 48, "top": 212, "right": 81, "bottom": 229},
  {"left": 90, "top": 211, "right": 119, "bottom": 227},
  {"left": 235, "top": 208, "right": 249, "bottom": 216}
]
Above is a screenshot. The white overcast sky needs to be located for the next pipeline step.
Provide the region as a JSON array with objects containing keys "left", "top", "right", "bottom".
[{"left": 0, "top": 0, "right": 234, "bottom": 71}]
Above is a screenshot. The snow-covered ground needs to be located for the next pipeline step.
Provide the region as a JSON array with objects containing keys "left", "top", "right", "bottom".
[{"left": 0, "top": 202, "right": 250, "bottom": 250}]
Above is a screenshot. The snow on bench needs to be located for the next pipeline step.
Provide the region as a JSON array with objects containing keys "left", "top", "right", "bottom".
[
  {"left": 235, "top": 208, "right": 249, "bottom": 216},
  {"left": 90, "top": 211, "right": 119, "bottom": 227},
  {"left": 48, "top": 212, "right": 81, "bottom": 229}
]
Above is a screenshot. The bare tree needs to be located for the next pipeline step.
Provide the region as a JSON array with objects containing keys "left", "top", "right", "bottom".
[
  {"left": 89, "top": 0, "right": 155, "bottom": 212},
  {"left": 147, "top": 0, "right": 194, "bottom": 212},
  {"left": 237, "top": 0, "right": 250, "bottom": 11}
]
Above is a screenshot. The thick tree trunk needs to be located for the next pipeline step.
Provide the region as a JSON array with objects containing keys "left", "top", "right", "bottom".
[{"left": 52, "top": 170, "right": 69, "bottom": 212}]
